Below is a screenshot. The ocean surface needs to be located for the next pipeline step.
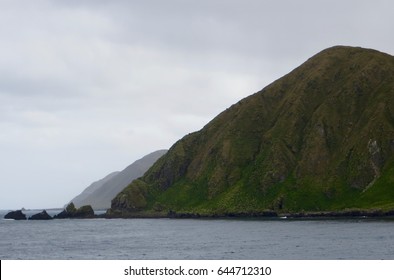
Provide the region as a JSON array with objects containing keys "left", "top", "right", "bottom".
[{"left": 1, "top": 210, "right": 394, "bottom": 260}]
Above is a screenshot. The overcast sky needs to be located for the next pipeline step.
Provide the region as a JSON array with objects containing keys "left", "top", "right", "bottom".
[{"left": 1, "top": 0, "right": 393, "bottom": 210}]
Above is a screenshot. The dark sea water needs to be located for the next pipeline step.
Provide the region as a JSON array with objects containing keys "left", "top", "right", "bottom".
[{"left": 1, "top": 210, "right": 394, "bottom": 260}]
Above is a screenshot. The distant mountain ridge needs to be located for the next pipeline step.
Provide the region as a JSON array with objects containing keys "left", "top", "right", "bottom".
[
  {"left": 110, "top": 46, "right": 394, "bottom": 216},
  {"left": 70, "top": 172, "right": 120, "bottom": 208},
  {"left": 71, "top": 150, "right": 167, "bottom": 209}
]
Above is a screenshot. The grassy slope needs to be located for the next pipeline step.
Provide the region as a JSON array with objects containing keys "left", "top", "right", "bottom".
[{"left": 111, "top": 46, "right": 394, "bottom": 215}]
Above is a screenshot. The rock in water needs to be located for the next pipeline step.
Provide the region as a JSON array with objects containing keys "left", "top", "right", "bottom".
[
  {"left": 74, "top": 205, "right": 95, "bottom": 218},
  {"left": 29, "top": 210, "right": 53, "bottom": 220},
  {"left": 54, "top": 203, "right": 94, "bottom": 219},
  {"left": 4, "top": 210, "right": 27, "bottom": 220},
  {"left": 53, "top": 209, "right": 69, "bottom": 219},
  {"left": 54, "top": 202, "right": 76, "bottom": 219}
]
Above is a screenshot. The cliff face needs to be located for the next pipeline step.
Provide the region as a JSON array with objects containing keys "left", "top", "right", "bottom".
[{"left": 111, "top": 46, "right": 394, "bottom": 215}]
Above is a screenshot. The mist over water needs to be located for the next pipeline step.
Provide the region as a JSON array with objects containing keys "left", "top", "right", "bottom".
[{"left": 1, "top": 211, "right": 394, "bottom": 260}]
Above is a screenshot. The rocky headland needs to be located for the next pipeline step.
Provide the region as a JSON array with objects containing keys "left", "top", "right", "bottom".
[{"left": 110, "top": 46, "right": 394, "bottom": 218}]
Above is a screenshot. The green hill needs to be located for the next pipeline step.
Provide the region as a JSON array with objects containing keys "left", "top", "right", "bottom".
[{"left": 110, "top": 46, "right": 394, "bottom": 217}]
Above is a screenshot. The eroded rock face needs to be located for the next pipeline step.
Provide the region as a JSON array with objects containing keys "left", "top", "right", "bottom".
[
  {"left": 29, "top": 210, "right": 53, "bottom": 220},
  {"left": 4, "top": 210, "right": 26, "bottom": 220}
]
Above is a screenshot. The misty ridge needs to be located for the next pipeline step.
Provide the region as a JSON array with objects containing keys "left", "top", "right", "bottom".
[{"left": 70, "top": 150, "right": 167, "bottom": 210}]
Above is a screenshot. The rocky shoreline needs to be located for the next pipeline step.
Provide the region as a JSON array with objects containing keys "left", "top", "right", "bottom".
[
  {"left": 105, "top": 208, "right": 394, "bottom": 219},
  {"left": 4, "top": 206, "right": 394, "bottom": 220},
  {"left": 281, "top": 209, "right": 394, "bottom": 219}
]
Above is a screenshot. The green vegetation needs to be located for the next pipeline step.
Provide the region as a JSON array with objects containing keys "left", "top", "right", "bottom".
[{"left": 111, "top": 46, "right": 394, "bottom": 216}]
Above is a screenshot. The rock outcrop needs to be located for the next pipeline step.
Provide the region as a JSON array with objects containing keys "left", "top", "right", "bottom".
[
  {"left": 54, "top": 203, "right": 95, "bottom": 219},
  {"left": 29, "top": 210, "right": 53, "bottom": 220},
  {"left": 4, "top": 210, "right": 27, "bottom": 220}
]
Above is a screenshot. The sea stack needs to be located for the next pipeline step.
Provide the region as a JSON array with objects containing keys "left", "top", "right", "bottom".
[
  {"left": 29, "top": 210, "right": 53, "bottom": 220},
  {"left": 4, "top": 210, "right": 27, "bottom": 220}
]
